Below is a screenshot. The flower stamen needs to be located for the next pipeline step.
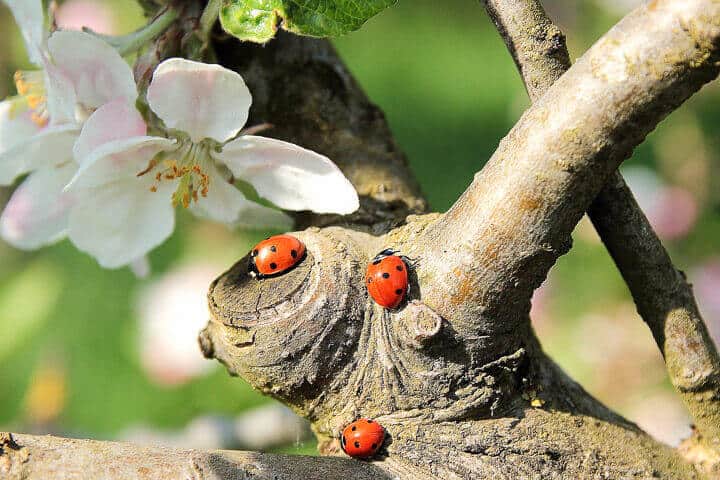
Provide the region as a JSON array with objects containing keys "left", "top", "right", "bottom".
[
  {"left": 137, "top": 143, "right": 213, "bottom": 208},
  {"left": 13, "top": 70, "right": 49, "bottom": 127}
]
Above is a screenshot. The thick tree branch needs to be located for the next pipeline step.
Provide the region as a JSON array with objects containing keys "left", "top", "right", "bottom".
[
  {"left": 417, "top": 0, "right": 720, "bottom": 343},
  {"left": 0, "top": 432, "right": 391, "bottom": 480},
  {"left": 214, "top": 33, "right": 429, "bottom": 230},
  {"left": 482, "top": 0, "right": 720, "bottom": 461}
]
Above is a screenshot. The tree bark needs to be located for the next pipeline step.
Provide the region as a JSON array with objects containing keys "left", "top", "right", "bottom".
[
  {"left": 0, "top": 432, "right": 391, "bottom": 480},
  {"left": 482, "top": 0, "right": 720, "bottom": 471},
  {"left": 9, "top": 0, "right": 720, "bottom": 478},
  {"left": 213, "top": 33, "right": 428, "bottom": 231},
  {"left": 199, "top": 0, "right": 720, "bottom": 478}
]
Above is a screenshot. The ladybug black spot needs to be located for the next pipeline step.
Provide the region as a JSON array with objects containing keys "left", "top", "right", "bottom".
[
  {"left": 270, "top": 245, "right": 277, "bottom": 252},
  {"left": 252, "top": 249, "right": 258, "bottom": 256},
  {"left": 269, "top": 262, "right": 277, "bottom": 270},
  {"left": 366, "top": 419, "right": 373, "bottom": 423},
  {"left": 368, "top": 278, "right": 372, "bottom": 283},
  {"left": 395, "top": 288, "right": 403, "bottom": 295},
  {"left": 371, "top": 443, "right": 377, "bottom": 449},
  {"left": 291, "top": 249, "right": 297, "bottom": 258},
  {"left": 382, "top": 272, "right": 390, "bottom": 279},
  {"left": 396, "top": 265, "right": 403, "bottom": 271},
  {"left": 354, "top": 441, "right": 360, "bottom": 448},
  {"left": 351, "top": 425, "right": 357, "bottom": 431}
]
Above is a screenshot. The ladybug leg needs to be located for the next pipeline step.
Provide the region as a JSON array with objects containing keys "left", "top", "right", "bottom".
[
  {"left": 399, "top": 254, "right": 418, "bottom": 268},
  {"left": 401, "top": 255, "right": 414, "bottom": 305}
]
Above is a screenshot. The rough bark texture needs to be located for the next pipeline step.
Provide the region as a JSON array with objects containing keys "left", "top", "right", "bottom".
[
  {"left": 483, "top": 0, "right": 720, "bottom": 472},
  {"left": 9, "top": 0, "right": 720, "bottom": 478},
  {"left": 0, "top": 432, "right": 391, "bottom": 480},
  {"left": 197, "top": 0, "right": 720, "bottom": 478},
  {"left": 483, "top": 0, "right": 571, "bottom": 104}
]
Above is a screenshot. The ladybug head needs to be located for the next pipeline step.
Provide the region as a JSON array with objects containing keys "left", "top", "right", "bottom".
[{"left": 247, "top": 256, "right": 260, "bottom": 278}]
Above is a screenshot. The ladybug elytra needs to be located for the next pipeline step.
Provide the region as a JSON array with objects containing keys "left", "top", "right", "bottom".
[
  {"left": 248, "top": 234, "right": 306, "bottom": 278},
  {"left": 366, "top": 249, "right": 409, "bottom": 309},
  {"left": 341, "top": 418, "right": 385, "bottom": 459}
]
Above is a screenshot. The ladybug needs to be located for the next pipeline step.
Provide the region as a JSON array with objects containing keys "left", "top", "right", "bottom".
[
  {"left": 340, "top": 418, "right": 385, "bottom": 459},
  {"left": 366, "top": 249, "right": 409, "bottom": 309},
  {"left": 248, "top": 234, "right": 306, "bottom": 278}
]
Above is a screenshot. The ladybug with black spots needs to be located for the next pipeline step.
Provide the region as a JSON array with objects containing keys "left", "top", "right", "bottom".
[
  {"left": 248, "top": 234, "right": 306, "bottom": 279},
  {"left": 366, "top": 249, "right": 410, "bottom": 309},
  {"left": 341, "top": 418, "right": 386, "bottom": 459}
]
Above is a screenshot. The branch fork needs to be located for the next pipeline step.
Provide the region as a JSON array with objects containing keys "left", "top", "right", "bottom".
[{"left": 7, "top": 0, "right": 720, "bottom": 478}]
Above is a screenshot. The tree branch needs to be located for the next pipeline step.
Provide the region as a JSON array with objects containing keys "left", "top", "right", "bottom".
[
  {"left": 200, "top": 5, "right": 720, "bottom": 475},
  {"left": 0, "top": 432, "right": 391, "bottom": 480},
  {"left": 482, "top": 0, "right": 720, "bottom": 461},
  {"left": 589, "top": 177, "right": 720, "bottom": 463},
  {"left": 214, "top": 33, "right": 429, "bottom": 230},
  {"left": 482, "top": 0, "right": 571, "bottom": 103},
  {"left": 16, "top": 2, "right": 720, "bottom": 478},
  {"left": 417, "top": 0, "right": 720, "bottom": 341}
]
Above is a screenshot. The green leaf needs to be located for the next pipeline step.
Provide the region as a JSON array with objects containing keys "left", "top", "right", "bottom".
[{"left": 219, "top": 0, "right": 397, "bottom": 43}]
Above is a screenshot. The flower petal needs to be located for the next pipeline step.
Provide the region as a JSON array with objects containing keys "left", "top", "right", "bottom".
[
  {"left": 4, "top": 0, "right": 45, "bottom": 65},
  {"left": 47, "top": 30, "right": 137, "bottom": 109},
  {"left": 68, "top": 136, "right": 176, "bottom": 191},
  {"left": 43, "top": 62, "right": 79, "bottom": 125},
  {"left": 0, "top": 162, "right": 76, "bottom": 249},
  {"left": 68, "top": 176, "right": 176, "bottom": 269},
  {"left": 147, "top": 58, "right": 251, "bottom": 143},
  {"left": 189, "top": 167, "right": 292, "bottom": 228},
  {"left": 0, "top": 98, "right": 43, "bottom": 184},
  {"left": 73, "top": 99, "right": 147, "bottom": 162},
  {"left": 217, "top": 136, "right": 359, "bottom": 214},
  {"left": 0, "top": 124, "right": 78, "bottom": 181}
]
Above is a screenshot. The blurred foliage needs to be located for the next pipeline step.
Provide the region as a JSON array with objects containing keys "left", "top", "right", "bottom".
[{"left": 0, "top": 0, "right": 718, "bottom": 452}]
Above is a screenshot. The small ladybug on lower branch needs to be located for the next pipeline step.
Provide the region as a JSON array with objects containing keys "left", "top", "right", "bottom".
[
  {"left": 341, "top": 418, "right": 386, "bottom": 459},
  {"left": 248, "top": 234, "right": 306, "bottom": 278},
  {"left": 366, "top": 249, "right": 410, "bottom": 309}
]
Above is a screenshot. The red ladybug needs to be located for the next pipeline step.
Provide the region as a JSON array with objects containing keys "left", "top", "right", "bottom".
[
  {"left": 248, "top": 234, "right": 306, "bottom": 278},
  {"left": 341, "top": 418, "right": 385, "bottom": 458},
  {"left": 366, "top": 249, "right": 409, "bottom": 309}
]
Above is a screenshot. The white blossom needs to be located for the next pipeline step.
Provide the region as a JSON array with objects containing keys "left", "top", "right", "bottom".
[
  {"left": 0, "top": 0, "right": 137, "bottom": 249},
  {"left": 67, "top": 58, "right": 359, "bottom": 268}
]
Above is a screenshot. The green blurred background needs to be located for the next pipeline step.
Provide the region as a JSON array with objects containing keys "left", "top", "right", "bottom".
[{"left": 0, "top": 0, "right": 718, "bottom": 452}]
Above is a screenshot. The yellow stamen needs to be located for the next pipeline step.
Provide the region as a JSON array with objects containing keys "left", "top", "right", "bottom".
[
  {"left": 26, "top": 94, "right": 44, "bottom": 110},
  {"left": 13, "top": 70, "right": 49, "bottom": 127},
  {"left": 14, "top": 71, "right": 30, "bottom": 95},
  {"left": 138, "top": 146, "right": 213, "bottom": 209},
  {"left": 30, "top": 112, "right": 49, "bottom": 128}
]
